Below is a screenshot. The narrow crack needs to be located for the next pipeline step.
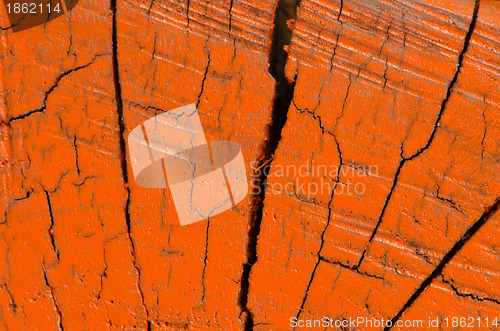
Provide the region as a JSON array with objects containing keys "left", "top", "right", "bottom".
[
  {"left": 110, "top": 0, "right": 151, "bottom": 329},
  {"left": 195, "top": 43, "right": 211, "bottom": 310},
  {"left": 286, "top": 107, "right": 388, "bottom": 320},
  {"left": 72, "top": 136, "right": 80, "bottom": 175},
  {"left": 200, "top": 219, "right": 210, "bottom": 304},
  {"left": 337, "top": 0, "right": 343, "bottom": 20},
  {"left": 441, "top": 277, "right": 500, "bottom": 305},
  {"left": 404, "top": 0, "right": 480, "bottom": 163},
  {"left": 480, "top": 107, "right": 487, "bottom": 160},
  {"left": 0, "top": 284, "right": 17, "bottom": 313},
  {"left": 355, "top": 158, "right": 403, "bottom": 268},
  {"left": 8, "top": 54, "right": 106, "bottom": 124},
  {"left": 356, "top": 0, "right": 481, "bottom": 269},
  {"left": 385, "top": 197, "right": 500, "bottom": 330},
  {"left": 196, "top": 53, "right": 211, "bottom": 108},
  {"left": 321, "top": 257, "right": 384, "bottom": 280},
  {"left": 238, "top": 0, "right": 300, "bottom": 329},
  {"left": 96, "top": 264, "right": 107, "bottom": 301},
  {"left": 42, "top": 265, "right": 64, "bottom": 330},
  {"left": 44, "top": 190, "right": 60, "bottom": 262},
  {"left": 294, "top": 136, "right": 342, "bottom": 324},
  {"left": 290, "top": 3, "right": 349, "bottom": 320}
]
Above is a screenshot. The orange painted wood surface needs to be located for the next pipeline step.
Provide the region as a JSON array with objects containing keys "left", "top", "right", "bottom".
[
  {"left": 249, "top": 0, "right": 500, "bottom": 329},
  {"left": 0, "top": 0, "right": 499, "bottom": 329}
]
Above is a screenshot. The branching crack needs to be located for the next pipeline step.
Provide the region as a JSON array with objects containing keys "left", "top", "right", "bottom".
[
  {"left": 356, "top": 0, "right": 481, "bottom": 269},
  {"left": 385, "top": 197, "right": 500, "bottom": 330},
  {"left": 294, "top": 136, "right": 342, "bottom": 324},
  {"left": 8, "top": 54, "right": 106, "bottom": 123}
]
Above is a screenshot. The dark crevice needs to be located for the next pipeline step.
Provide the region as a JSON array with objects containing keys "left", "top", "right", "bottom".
[
  {"left": 110, "top": 0, "right": 151, "bottom": 329},
  {"left": 436, "top": 193, "right": 463, "bottom": 214},
  {"left": 385, "top": 197, "right": 500, "bottom": 330},
  {"left": 356, "top": 0, "right": 481, "bottom": 269},
  {"left": 238, "top": 0, "right": 300, "bottom": 329},
  {"left": 337, "top": 0, "right": 343, "bottom": 20},
  {"left": 197, "top": 44, "right": 211, "bottom": 310},
  {"left": 186, "top": 0, "right": 190, "bottom": 28},
  {"left": 228, "top": 0, "right": 234, "bottom": 32},
  {"left": 127, "top": 101, "right": 168, "bottom": 116},
  {"left": 8, "top": 108, "right": 45, "bottom": 123}
]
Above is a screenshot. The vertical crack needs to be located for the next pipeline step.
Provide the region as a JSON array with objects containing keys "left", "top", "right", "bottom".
[
  {"left": 238, "top": 0, "right": 300, "bottom": 329},
  {"left": 201, "top": 218, "right": 210, "bottom": 304},
  {"left": 385, "top": 197, "right": 500, "bottom": 330},
  {"left": 72, "top": 136, "right": 80, "bottom": 175},
  {"left": 228, "top": 0, "right": 234, "bottom": 32},
  {"left": 186, "top": 0, "right": 190, "bottom": 28},
  {"left": 356, "top": 0, "right": 481, "bottom": 269},
  {"left": 110, "top": 0, "right": 151, "bottom": 329},
  {"left": 294, "top": 136, "right": 343, "bottom": 324},
  {"left": 196, "top": 41, "right": 211, "bottom": 310},
  {"left": 289, "top": 0, "right": 347, "bottom": 319},
  {"left": 44, "top": 190, "right": 60, "bottom": 261},
  {"left": 42, "top": 265, "right": 64, "bottom": 330},
  {"left": 196, "top": 53, "right": 211, "bottom": 108}
]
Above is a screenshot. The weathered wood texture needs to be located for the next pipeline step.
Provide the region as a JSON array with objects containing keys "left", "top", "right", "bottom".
[
  {"left": 392, "top": 2, "right": 500, "bottom": 326},
  {"left": 0, "top": 0, "right": 277, "bottom": 328},
  {"left": 0, "top": 1, "right": 149, "bottom": 329},
  {"left": 116, "top": 0, "right": 276, "bottom": 328},
  {"left": 248, "top": 0, "right": 500, "bottom": 329},
  {"left": 0, "top": 0, "right": 499, "bottom": 329}
]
